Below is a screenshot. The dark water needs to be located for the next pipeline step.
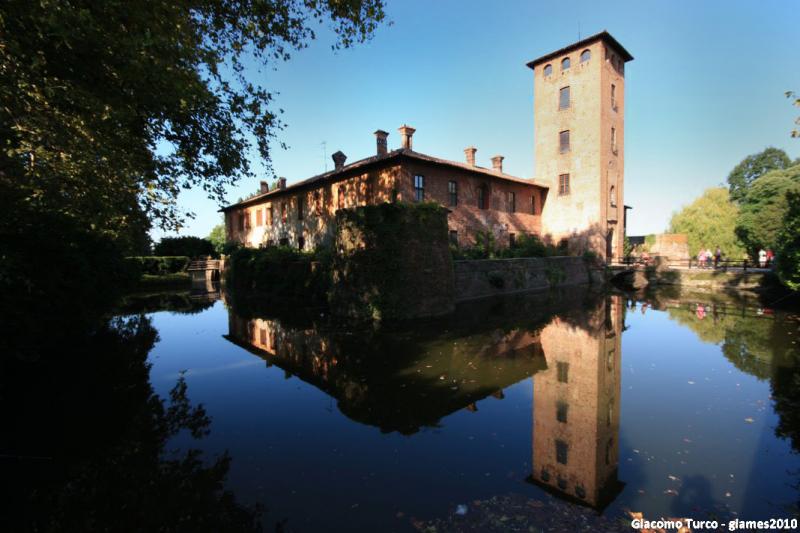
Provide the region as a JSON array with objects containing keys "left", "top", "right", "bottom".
[{"left": 4, "top": 287, "right": 800, "bottom": 531}]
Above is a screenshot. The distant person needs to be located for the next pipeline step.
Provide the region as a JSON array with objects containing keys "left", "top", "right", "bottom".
[
  {"left": 758, "top": 249, "right": 767, "bottom": 268},
  {"left": 766, "top": 249, "right": 774, "bottom": 267},
  {"left": 714, "top": 246, "right": 722, "bottom": 268},
  {"left": 705, "top": 248, "right": 713, "bottom": 268},
  {"left": 696, "top": 303, "right": 706, "bottom": 320},
  {"left": 697, "top": 249, "right": 706, "bottom": 269}
]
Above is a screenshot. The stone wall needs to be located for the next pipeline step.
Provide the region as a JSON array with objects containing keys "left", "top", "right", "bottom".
[{"left": 453, "top": 256, "right": 590, "bottom": 302}]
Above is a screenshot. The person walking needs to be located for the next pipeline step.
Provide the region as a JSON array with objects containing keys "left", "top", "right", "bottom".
[
  {"left": 705, "top": 248, "right": 713, "bottom": 268},
  {"left": 714, "top": 246, "right": 722, "bottom": 269},
  {"left": 758, "top": 248, "right": 767, "bottom": 268},
  {"left": 697, "top": 248, "right": 706, "bottom": 269}
]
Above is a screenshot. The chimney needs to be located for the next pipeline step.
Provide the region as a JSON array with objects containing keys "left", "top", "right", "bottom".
[
  {"left": 278, "top": 177, "right": 287, "bottom": 189},
  {"left": 398, "top": 125, "right": 416, "bottom": 150},
  {"left": 491, "top": 155, "right": 504, "bottom": 173},
  {"left": 260, "top": 180, "right": 269, "bottom": 193},
  {"left": 374, "top": 130, "right": 389, "bottom": 156},
  {"left": 464, "top": 146, "right": 477, "bottom": 167},
  {"left": 332, "top": 150, "right": 347, "bottom": 170}
]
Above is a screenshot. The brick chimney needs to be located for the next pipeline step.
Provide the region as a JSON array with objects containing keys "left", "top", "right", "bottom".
[
  {"left": 491, "top": 155, "right": 504, "bottom": 173},
  {"left": 464, "top": 146, "right": 477, "bottom": 166},
  {"left": 277, "top": 177, "right": 287, "bottom": 189},
  {"left": 374, "top": 130, "right": 389, "bottom": 156},
  {"left": 398, "top": 125, "right": 416, "bottom": 150},
  {"left": 260, "top": 180, "right": 269, "bottom": 193},
  {"left": 332, "top": 150, "right": 347, "bottom": 170}
]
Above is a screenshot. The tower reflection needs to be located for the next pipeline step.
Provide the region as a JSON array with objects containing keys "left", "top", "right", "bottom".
[{"left": 529, "top": 295, "right": 625, "bottom": 509}]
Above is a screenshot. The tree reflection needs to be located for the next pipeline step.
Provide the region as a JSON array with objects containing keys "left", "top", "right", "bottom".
[{"left": 1, "top": 314, "right": 260, "bottom": 532}]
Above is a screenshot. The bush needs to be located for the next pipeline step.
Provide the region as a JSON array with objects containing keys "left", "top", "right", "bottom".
[
  {"left": 225, "top": 245, "right": 330, "bottom": 303},
  {"left": 153, "top": 236, "right": 216, "bottom": 258},
  {"left": 126, "top": 256, "right": 190, "bottom": 276},
  {"left": 453, "top": 233, "right": 558, "bottom": 260}
]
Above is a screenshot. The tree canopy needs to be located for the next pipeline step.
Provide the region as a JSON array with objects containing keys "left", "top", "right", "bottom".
[
  {"left": 727, "top": 147, "right": 791, "bottom": 203},
  {"left": 208, "top": 223, "right": 227, "bottom": 255},
  {"left": 668, "top": 187, "right": 744, "bottom": 258},
  {"left": 0, "top": 0, "right": 386, "bottom": 237},
  {"left": 775, "top": 190, "right": 800, "bottom": 290},
  {"left": 734, "top": 164, "right": 800, "bottom": 255}
]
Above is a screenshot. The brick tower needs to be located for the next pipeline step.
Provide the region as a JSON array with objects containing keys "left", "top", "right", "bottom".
[{"left": 528, "top": 31, "right": 632, "bottom": 261}]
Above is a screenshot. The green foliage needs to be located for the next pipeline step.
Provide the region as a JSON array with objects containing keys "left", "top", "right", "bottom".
[
  {"left": 330, "top": 202, "right": 453, "bottom": 321},
  {"left": 154, "top": 236, "right": 215, "bottom": 258},
  {"left": 623, "top": 236, "right": 633, "bottom": 258},
  {"left": 226, "top": 245, "right": 330, "bottom": 303},
  {"left": 727, "top": 147, "right": 791, "bottom": 203},
  {"left": 452, "top": 232, "right": 559, "bottom": 260},
  {"left": 788, "top": 91, "right": 800, "bottom": 139},
  {"left": 644, "top": 234, "right": 656, "bottom": 250},
  {"left": 669, "top": 187, "right": 745, "bottom": 258},
  {"left": 775, "top": 190, "right": 800, "bottom": 290},
  {"left": 208, "top": 224, "right": 227, "bottom": 255},
  {"left": 1, "top": 0, "right": 386, "bottom": 233},
  {"left": 735, "top": 164, "right": 800, "bottom": 256},
  {"left": 126, "top": 256, "right": 190, "bottom": 276}
]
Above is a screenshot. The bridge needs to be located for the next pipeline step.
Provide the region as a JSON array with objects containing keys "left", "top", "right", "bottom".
[{"left": 187, "top": 258, "right": 222, "bottom": 284}]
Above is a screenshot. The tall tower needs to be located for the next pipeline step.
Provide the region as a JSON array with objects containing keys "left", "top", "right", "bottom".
[{"left": 528, "top": 31, "right": 632, "bottom": 261}]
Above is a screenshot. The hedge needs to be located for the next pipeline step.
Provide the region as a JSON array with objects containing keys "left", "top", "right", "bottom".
[{"left": 126, "top": 256, "right": 190, "bottom": 276}]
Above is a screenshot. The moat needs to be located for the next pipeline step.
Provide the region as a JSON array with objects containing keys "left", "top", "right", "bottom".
[{"left": 7, "top": 286, "right": 800, "bottom": 531}]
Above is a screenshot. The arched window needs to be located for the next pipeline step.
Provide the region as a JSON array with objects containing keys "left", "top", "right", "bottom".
[
  {"left": 580, "top": 49, "right": 591, "bottom": 63},
  {"left": 543, "top": 64, "right": 552, "bottom": 76},
  {"left": 610, "top": 185, "right": 617, "bottom": 207},
  {"left": 561, "top": 57, "right": 571, "bottom": 70}
]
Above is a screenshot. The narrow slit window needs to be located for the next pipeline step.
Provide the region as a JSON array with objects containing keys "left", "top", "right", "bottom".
[
  {"left": 559, "top": 86, "right": 570, "bottom": 110},
  {"left": 448, "top": 180, "right": 458, "bottom": 207},
  {"left": 507, "top": 191, "right": 516, "bottom": 212},
  {"left": 559, "top": 130, "right": 570, "bottom": 153},
  {"left": 558, "top": 174, "right": 570, "bottom": 196},
  {"left": 414, "top": 175, "right": 425, "bottom": 202}
]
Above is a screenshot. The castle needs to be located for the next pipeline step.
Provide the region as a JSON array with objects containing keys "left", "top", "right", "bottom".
[{"left": 223, "top": 31, "right": 632, "bottom": 261}]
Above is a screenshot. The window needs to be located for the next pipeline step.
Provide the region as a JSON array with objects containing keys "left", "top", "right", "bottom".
[
  {"left": 337, "top": 187, "right": 345, "bottom": 209},
  {"left": 259, "top": 328, "right": 266, "bottom": 346},
  {"left": 611, "top": 83, "right": 617, "bottom": 109},
  {"left": 237, "top": 211, "right": 244, "bottom": 232},
  {"left": 611, "top": 127, "right": 617, "bottom": 154},
  {"left": 509, "top": 233, "right": 516, "bottom": 248},
  {"left": 507, "top": 191, "right": 516, "bottom": 212},
  {"left": 561, "top": 57, "right": 570, "bottom": 71},
  {"left": 531, "top": 194, "right": 537, "bottom": 215},
  {"left": 314, "top": 191, "right": 322, "bottom": 215},
  {"left": 559, "top": 86, "right": 570, "bottom": 110},
  {"left": 281, "top": 202, "right": 287, "bottom": 222},
  {"left": 477, "top": 185, "right": 488, "bottom": 209},
  {"left": 543, "top": 64, "right": 552, "bottom": 76},
  {"left": 580, "top": 49, "right": 591, "bottom": 63},
  {"left": 448, "top": 180, "right": 458, "bottom": 207},
  {"left": 297, "top": 196, "right": 304, "bottom": 220},
  {"left": 243, "top": 210, "right": 251, "bottom": 230},
  {"left": 559, "top": 130, "right": 570, "bottom": 153},
  {"left": 268, "top": 205, "right": 274, "bottom": 226},
  {"left": 298, "top": 235, "right": 305, "bottom": 251},
  {"left": 610, "top": 185, "right": 617, "bottom": 207},
  {"left": 256, "top": 208, "right": 263, "bottom": 226},
  {"left": 556, "top": 401, "right": 568, "bottom": 423},
  {"left": 555, "top": 439, "right": 569, "bottom": 465},
  {"left": 557, "top": 361, "right": 569, "bottom": 383},
  {"left": 558, "top": 174, "right": 570, "bottom": 196},
  {"left": 449, "top": 230, "right": 458, "bottom": 246},
  {"left": 414, "top": 175, "right": 424, "bottom": 202},
  {"left": 278, "top": 237, "right": 288, "bottom": 247}
]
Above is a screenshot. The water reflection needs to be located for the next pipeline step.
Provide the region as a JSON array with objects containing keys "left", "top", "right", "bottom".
[
  {"left": 225, "top": 290, "right": 628, "bottom": 510},
  {"left": 528, "top": 295, "right": 624, "bottom": 510}
]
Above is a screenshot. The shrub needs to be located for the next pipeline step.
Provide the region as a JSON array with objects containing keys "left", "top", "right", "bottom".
[
  {"left": 153, "top": 236, "right": 216, "bottom": 258},
  {"left": 125, "top": 256, "right": 190, "bottom": 276}
]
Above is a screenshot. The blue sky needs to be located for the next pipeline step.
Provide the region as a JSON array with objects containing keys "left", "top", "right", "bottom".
[{"left": 160, "top": 0, "right": 800, "bottom": 239}]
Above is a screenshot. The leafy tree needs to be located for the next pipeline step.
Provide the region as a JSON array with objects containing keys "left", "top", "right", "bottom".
[
  {"left": 153, "top": 236, "right": 215, "bottom": 257},
  {"left": 775, "top": 190, "right": 800, "bottom": 290},
  {"left": 0, "top": 0, "right": 386, "bottom": 235},
  {"left": 788, "top": 91, "right": 800, "bottom": 139},
  {"left": 727, "top": 147, "right": 791, "bottom": 203},
  {"left": 208, "top": 223, "right": 227, "bottom": 255},
  {"left": 735, "top": 164, "right": 800, "bottom": 256},
  {"left": 668, "top": 187, "right": 745, "bottom": 258}
]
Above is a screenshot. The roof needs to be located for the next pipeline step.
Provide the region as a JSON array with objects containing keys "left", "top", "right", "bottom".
[
  {"left": 526, "top": 30, "right": 633, "bottom": 69},
  {"left": 221, "top": 148, "right": 548, "bottom": 212}
]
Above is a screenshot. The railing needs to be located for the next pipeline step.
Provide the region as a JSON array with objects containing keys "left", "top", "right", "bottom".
[
  {"left": 187, "top": 258, "right": 221, "bottom": 271},
  {"left": 613, "top": 256, "right": 771, "bottom": 272}
]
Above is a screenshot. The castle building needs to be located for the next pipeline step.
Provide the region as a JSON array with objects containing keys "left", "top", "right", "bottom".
[{"left": 222, "top": 31, "right": 632, "bottom": 261}]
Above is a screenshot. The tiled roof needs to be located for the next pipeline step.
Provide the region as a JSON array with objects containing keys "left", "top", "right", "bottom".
[
  {"left": 221, "top": 148, "right": 547, "bottom": 211},
  {"left": 526, "top": 30, "right": 633, "bottom": 69}
]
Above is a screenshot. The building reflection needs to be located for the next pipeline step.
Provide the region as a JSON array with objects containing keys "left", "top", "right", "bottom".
[
  {"left": 529, "top": 295, "right": 625, "bottom": 509},
  {"left": 224, "top": 290, "right": 625, "bottom": 509}
]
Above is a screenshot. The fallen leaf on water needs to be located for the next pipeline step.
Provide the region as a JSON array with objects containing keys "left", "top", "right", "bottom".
[
  {"left": 668, "top": 475, "right": 679, "bottom": 481},
  {"left": 744, "top": 417, "right": 755, "bottom": 423}
]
